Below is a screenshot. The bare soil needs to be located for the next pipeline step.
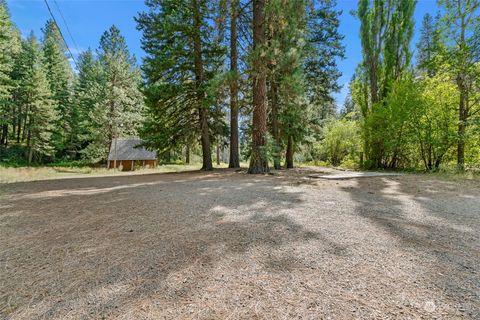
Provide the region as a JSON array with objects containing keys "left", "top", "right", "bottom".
[{"left": 1, "top": 167, "right": 479, "bottom": 319}]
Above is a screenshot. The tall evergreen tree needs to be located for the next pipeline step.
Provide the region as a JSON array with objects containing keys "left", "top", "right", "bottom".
[
  {"left": 73, "top": 49, "right": 104, "bottom": 159},
  {"left": 41, "top": 20, "right": 75, "bottom": 157},
  {"left": 416, "top": 13, "right": 441, "bottom": 76},
  {"left": 248, "top": 0, "right": 269, "bottom": 173},
  {"left": 305, "top": 0, "right": 345, "bottom": 111},
  {"left": 0, "top": 1, "right": 20, "bottom": 146},
  {"left": 265, "top": 0, "right": 344, "bottom": 169},
  {"left": 16, "top": 34, "right": 57, "bottom": 163},
  {"left": 228, "top": 0, "right": 240, "bottom": 168},
  {"left": 137, "top": 0, "right": 225, "bottom": 170},
  {"left": 84, "top": 26, "right": 144, "bottom": 161},
  {"left": 269, "top": 0, "right": 309, "bottom": 169}
]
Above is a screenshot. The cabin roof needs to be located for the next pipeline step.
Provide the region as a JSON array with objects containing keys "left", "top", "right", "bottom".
[{"left": 108, "top": 138, "right": 157, "bottom": 161}]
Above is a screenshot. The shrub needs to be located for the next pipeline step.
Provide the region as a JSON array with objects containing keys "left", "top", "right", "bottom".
[{"left": 313, "top": 119, "right": 361, "bottom": 166}]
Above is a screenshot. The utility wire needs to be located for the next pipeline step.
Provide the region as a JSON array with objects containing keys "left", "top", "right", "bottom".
[
  {"left": 52, "top": 0, "right": 80, "bottom": 56},
  {"left": 43, "top": 0, "right": 78, "bottom": 69}
]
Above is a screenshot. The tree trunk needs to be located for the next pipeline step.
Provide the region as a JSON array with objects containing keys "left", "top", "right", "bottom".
[
  {"left": 456, "top": 13, "right": 467, "bottom": 172},
  {"left": 270, "top": 78, "right": 281, "bottom": 169},
  {"left": 185, "top": 145, "right": 190, "bottom": 164},
  {"left": 228, "top": 0, "right": 240, "bottom": 168},
  {"left": 216, "top": 143, "right": 221, "bottom": 165},
  {"left": 21, "top": 112, "right": 27, "bottom": 142},
  {"left": 193, "top": 0, "right": 212, "bottom": 171},
  {"left": 11, "top": 107, "right": 16, "bottom": 145},
  {"left": 16, "top": 106, "right": 21, "bottom": 143},
  {"left": 166, "top": 150, "right": 171, "bottom": 163},
  {"left": 28, "top": 146, "right": 33, "bottom": 164},
  {"left": 434, "top": 155, "right": 443, "bottom": 170},
  {"left": 248, "top": 0, "right": 269, "bottom": 174},
  {"left": 26, "top": 119, "right": 33, "bottom": 164},
  {"left": 457, "top": 91, "right": 466, "bottom": 171},
  {"left": 285, "top": 135, "right": 294, "bottom": 169},
  {"left": 1, "top": 123, "right": 7, "bottom": 146}
]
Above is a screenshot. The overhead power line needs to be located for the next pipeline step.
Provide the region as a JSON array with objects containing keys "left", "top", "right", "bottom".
[
  {"left": 43, "top": 0, "right": 78, "bottom": 69},
  {"left": 52, "top": 0, "right": 80, "bottom": 56}
]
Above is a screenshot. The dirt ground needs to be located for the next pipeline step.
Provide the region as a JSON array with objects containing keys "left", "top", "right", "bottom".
[{"left": 1, "top": 167, "right": 479, "bottom": 319}]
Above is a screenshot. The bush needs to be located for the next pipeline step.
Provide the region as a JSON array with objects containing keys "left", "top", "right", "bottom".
[
  {"left": 312, "top": 118, "right": 361, "bottom": 167},
  {"left": 0, "top": 145, "right": 29, "bottom": 167}
]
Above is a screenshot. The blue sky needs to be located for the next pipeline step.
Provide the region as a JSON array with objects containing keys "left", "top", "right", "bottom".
[{"left": 6, "top": 0, "right": 439, "bottom": 108}]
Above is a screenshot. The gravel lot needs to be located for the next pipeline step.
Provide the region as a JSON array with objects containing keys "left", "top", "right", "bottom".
[{"left": 1, "top": 168, "right": 479, "bottom": 319}]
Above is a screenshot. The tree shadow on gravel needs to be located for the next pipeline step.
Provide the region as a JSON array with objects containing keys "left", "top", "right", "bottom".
[
  {"left": 341, "top": 176, "right": 480, "bottom": 318},
  {"left": 0, "top": 170, "right": 340, "bottom": 319}
]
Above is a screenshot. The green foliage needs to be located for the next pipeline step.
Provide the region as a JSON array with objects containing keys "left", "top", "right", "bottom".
[
  {"left": 358, "top": 72, "right": 460, "bottom": 171},
  {"left": 83, "top": 26, "right": 144, "bottom": 162},
  {"left": 1, "top": 0, "right": 478, "bottom": 174},
  {"left": 363, "top": 77, "right": 420, "bottom": 168},
  {"left": 73, "top": 49, "right": 103, "bottom": 157},
  {"left": 356, "top": 0, "right": 416, "bottom": 167},
  {"left": 265, "top": 0, "right": 345, "bottom": 168},
  {"left": 414, "top": 72, "right": 458, "bottom": 170},
  {"left": 0, "top": 1, "right": 21, "bottom": 146},
  {"left": 16, "top": 35, "right": 58, "bottom": 163},
  {"left": 268, "top": 0, "right": 308, "bottom": 146},
  {"left": 1, "top": 0, "right": 144, "bottom": 166},
  {"left": 42, "top": 20, "right": 75, "bottom": 156},
  {"left": 304, "top": 0, "right": 345, "bottom": 108},
  {"left": 416, "top": 13, "right": 442, "bottom": 76},
  {"left": 0, "top": 144, "right": 28, "bottom": 166},
  {"left": 137, "top": 0, "right": 226, "bottom": 169},
  {"left": 312, "top": 117, "right": 361, "bottom": 166},
  {"left": 437, "top": 0, "right": 480, "bottom": 170},
  {"left": 0, "top": 0, "right": 14, "bottom": 103}
]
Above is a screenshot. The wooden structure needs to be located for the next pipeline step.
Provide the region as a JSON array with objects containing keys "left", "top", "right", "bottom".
[{"left": 108, "top": 138, "right": 157, "bottom": 171}]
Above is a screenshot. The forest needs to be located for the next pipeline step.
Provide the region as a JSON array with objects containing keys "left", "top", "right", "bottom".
[
  {"left": 0, "top": 0, "right": 479, "bottom": 173},
  {"left": 1, "top": 1, "right": 480, "bottom": 318}
]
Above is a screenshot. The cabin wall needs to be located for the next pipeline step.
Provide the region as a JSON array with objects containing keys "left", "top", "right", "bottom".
[
  {"left": 108, "top": 160, "right": 157, "bottom": 171},
  {"left": 144, "top": 160, "right": 157, "bottom": 168}
]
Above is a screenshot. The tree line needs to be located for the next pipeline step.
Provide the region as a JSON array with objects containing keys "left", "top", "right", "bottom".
[
  {"left": 308, "top": 0, "right": 479, "bottom": 172},
  {"left": 345, "top": 0, "right": 479, "bottom": 172},
  {"left": 1, "top": 0, "right": 478, "bottom": 172},
  {"left": 137, "top": 0, "right": 344, "bottom": 172},
  {"left": 0, "top": 0, "right": 143, "bottom": 164}
]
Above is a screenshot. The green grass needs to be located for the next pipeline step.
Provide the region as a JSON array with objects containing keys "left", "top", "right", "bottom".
[
  {"left": 0, "top": 163, "right": 232, "bottom": 184},
  {"left": 2, "top": 160, "right": 477, "bottom": 184}
]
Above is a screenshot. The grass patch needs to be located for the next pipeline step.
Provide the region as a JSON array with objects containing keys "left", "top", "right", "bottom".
[{"left": 0, "top": 163, "right": 231, "bottom": 184}]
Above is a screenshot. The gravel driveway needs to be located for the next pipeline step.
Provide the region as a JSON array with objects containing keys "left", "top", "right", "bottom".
[{"left": 1, "top": 168, "right": 479, "bottom": 319}]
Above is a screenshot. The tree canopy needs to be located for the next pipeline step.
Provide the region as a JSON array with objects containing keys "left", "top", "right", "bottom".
[{"left": 0, "top": 0, "right": 478, "bottom": 172}]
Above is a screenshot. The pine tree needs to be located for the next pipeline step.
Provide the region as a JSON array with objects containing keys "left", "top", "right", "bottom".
[
  {"left": 228, "top": 0, "right": 240, "bottom": 168},
  {"left": 27, "top": 65, "right": 57, "bottom": 163},
  {"left": 304, "top": 0, "right": 345, "bottom": 111},
  {"left": 84, "top": 26, "right": 144, "bottom": 162},
  {"left": 137, "top": 0, "right": 225, "bottom": 170},
  {"left": 248, "top": 0, "right": 269, "bottom": 173},
  {"left": 73, "top": 49, "right": 104, "bottom": 159},
  {"left": 265, "top": 0, "right": 344, "bottom": 169},
  {"left": 41, "top": 20, "right": 75, "bottom": 157},
  {"left": 273, "top": 0, "right": 309, "bottom": 169},
  {"left": 16, "top": 34, "right": 57, "bottom": 163},
  {"left": 0, "top": 1, "right": 20, "bottom": 146},
  {"left": 416, "top": 13, "right": 441, "bottom": 76},
  {"left": 340, "top": 78, "right": 360, "bottom": 119}
]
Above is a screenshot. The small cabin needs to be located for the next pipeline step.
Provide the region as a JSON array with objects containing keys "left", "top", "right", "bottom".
[{"left": 108, "top": 138, "right": 157, "bottom": 171}]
